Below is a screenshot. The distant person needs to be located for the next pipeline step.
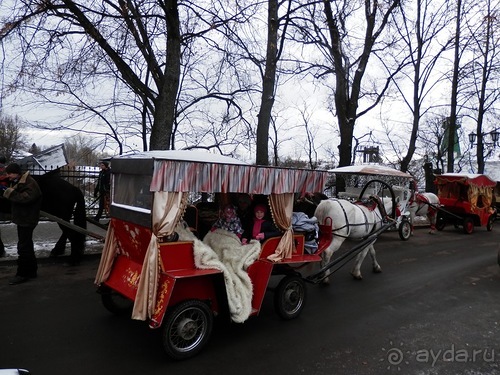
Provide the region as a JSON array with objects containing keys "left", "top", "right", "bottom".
[
  {"left": 0, "top": 155, "right": 7, "bottom": 257},
  {"left": 94, "top": 161, "right": 111, "bottom": 221},
  {"left": 2, "top": 162, "right": 42, "bottom": 285}
]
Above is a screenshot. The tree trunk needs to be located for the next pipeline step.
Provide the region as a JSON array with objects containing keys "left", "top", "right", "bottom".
[
  {"left": 149, "top": 0, "right": 181, "bottom": 150},
  {"left": 256, "top": 0, "right": 279, "bottom": 166},
  {"left": 447, "top": 0, "right": 461, "bottom": 172}
]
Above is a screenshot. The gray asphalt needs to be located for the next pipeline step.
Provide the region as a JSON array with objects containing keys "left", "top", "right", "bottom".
[{"left": 1, "top": 223, "right": 500, "bottom": 375}]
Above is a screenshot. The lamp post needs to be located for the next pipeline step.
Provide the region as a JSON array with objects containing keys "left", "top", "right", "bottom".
[
  {"left": 468, "top": 130, "right": 500, "bottom": 145},
  {"left": 468, "top": 129, "right": 500, "bottom": 173}
]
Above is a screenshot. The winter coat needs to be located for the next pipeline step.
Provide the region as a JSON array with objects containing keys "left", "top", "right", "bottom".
[
  {"left": 3, "top": 172, "right": 42, "bottom": 227},
  {"left": 95, "top": 168, "right": 111, "bottom": 196}
]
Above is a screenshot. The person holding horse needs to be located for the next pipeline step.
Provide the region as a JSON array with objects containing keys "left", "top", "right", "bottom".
[
  {"left": 242, "top": 204, "right": 281, "bottom": 244},
  {"left": 2, "top": 162, "right": 42, "bottom": 285},
  {"left": 94, "top": 161, "right": 111, "bottom": 221}
]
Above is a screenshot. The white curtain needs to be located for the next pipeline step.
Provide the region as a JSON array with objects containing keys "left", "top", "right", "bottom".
[{"left": 131, "top": 191, "right": 187, "bottom": 320}]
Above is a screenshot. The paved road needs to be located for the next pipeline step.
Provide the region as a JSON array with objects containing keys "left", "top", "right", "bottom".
[{"left": 1, "top": 226, "right": 500, "bottom": 375}]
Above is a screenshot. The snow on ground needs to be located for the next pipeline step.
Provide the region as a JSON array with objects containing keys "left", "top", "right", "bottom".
[{"left": 0, "top": 220, "right": 105, "bottom": 261}]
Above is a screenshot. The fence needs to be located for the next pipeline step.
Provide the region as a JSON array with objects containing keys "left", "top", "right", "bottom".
[{"left": 27, "top": 166, "right": 102, "bottom": 219}]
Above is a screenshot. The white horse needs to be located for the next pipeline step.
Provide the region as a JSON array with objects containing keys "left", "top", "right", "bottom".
[
  {"left": 313, "top": 196, "right": 393, "bottom": 283},
  {"left": 408, "top": 192, "right": 440, "bottom": 234}
]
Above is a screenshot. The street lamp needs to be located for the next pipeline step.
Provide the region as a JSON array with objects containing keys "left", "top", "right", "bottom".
[{"left": 468, "top": 129, "right": 500, "bottom": 146}]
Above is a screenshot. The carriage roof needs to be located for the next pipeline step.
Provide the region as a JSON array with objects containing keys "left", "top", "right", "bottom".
[
  {"left": 434, "top": 173, "right": 497, "bottom": 188},
  {"left": 111, "top": 150, "right": 329, "bottom": 195},
  {"left": 328, "top": 164, "right": 413, "bottom": 178}
]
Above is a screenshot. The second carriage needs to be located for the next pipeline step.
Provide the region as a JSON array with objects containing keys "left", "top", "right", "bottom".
[{"left": 434, "top": 173, "right": 497, "bottom": 234}]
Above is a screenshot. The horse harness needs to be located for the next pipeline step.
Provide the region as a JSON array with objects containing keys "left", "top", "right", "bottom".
[{"left": 328, "top": 197, "right": 390, "bottom": 239}]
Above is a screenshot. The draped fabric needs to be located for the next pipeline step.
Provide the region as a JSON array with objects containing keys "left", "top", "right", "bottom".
[
  {"left": 468, "top": 184, "right": 493, "bottom": 211},
  {"left": 132, "top": 191, "right": 188, "bottom": 320},
  {"left": 435, "top": 174, "right": 496, "bottom": 212},
  {"left": 267, "top": 193, "right": 294, "bottom": 262},
  {"left": 150, "top": 160, "right": 328, "bottom": 194},
  {"left": 94, "top": 224, "right": 118, "bottom": 284}
]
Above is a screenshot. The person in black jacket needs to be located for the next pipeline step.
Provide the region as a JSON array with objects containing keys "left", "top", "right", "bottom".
[
  {"left": 94, "top": 161, "right": 111, "bottom": 221},
  {"left": 2, "top": 163, "right": 42, "bottom": 285},
  {"left": 242, "top": 204, "right": 281, "bottom": 244}
]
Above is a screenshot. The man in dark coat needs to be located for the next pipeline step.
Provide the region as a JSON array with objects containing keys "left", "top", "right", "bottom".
[
  {"left": 2, "top": 163, "right": 42, "bottom": 285},
  {"left": 94, "top": 161, "right": 111, "bottom": 221}
]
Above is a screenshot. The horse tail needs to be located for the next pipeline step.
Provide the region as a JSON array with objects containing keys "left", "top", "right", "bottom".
[{"left": 72, "top": 185, "right": 87, "bottom": 230}]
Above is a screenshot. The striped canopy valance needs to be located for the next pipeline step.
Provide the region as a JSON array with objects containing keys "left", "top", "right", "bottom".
[{"left": 150, "top": 159, "right": 328, "bottom": 195}]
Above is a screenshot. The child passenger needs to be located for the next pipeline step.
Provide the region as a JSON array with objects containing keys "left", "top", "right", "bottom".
[
  {"left": 242, "top": 204, "right": 281, "bottom": 244},
  {"left": 210, "top": 204, "right": 244, "bottom": 239}
]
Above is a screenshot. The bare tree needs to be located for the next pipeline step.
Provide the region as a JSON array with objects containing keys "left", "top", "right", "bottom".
[
  {"left": 460, "top": 0, "right": 500, "bottom": 173},
  {"left": 446, "top": 0, "right": 463, "bottom": 172},
  {"left": 0, "top": 112, "right": 28, "bottom": 160},
  {"left": 387, "top": 0, "right": 454, "bottom": 172},
  {"left": 0, "top": 0, "right": 257, "bottom": 154}
]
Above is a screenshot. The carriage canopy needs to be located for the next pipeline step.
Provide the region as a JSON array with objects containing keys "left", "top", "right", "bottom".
[
  {"left": 435, "top": 173, "right": 497, "bottom": 212},
  {"left": 328, "top": 164, "right": 413, "bottom": 178},
  {"left": 434, "top": 173, "right": 497, "bottom": 188}
]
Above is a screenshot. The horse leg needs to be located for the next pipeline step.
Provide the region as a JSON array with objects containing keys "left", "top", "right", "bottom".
[
  {"left": 319, "top": 237, "right": 344, "bottom": 285},
  {"left": 350, "top": 242, "right": 381, "bottom": 280},
  {"left": 368, "top": 243, "right": 382, "bottom": 273},
  {"left": 50, "top": 224, "right": 68, "bottom": 257},
  {"left": 428, "top": 212, "right": 437, "bottom": 234},
  {"left": 350, "top": 245, "right": 370, "bottom": 280},
  {"left": 0, "top": 232, "right": 5, "bottom": 257},
  {"left": 67, "top": 229, "right": 85, "bottom": 266}
]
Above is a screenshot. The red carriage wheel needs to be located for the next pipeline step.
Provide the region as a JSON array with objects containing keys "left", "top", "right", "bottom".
[{"left": 462, "top": 217, "right": 474, "bottom": 234}]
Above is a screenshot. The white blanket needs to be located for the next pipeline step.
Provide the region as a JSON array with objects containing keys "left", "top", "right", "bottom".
[{"left": 176, "top": 225, "right": 261, "bottom": 323}]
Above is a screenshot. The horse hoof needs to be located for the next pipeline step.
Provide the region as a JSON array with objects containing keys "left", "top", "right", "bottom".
[
  {"left": 350, "top": 272, "right": 363, "bottom": 280},
  {"left": 429, "top": 230, "right": 436, "bottom": 234},
  {"left": 373, "top": 266, "right": 382, "bottom": 274},
  {"left": 50, "top": 249, "right": 65, "bottom": 258},
  {"left": 321, "top": 278, "right": 331, "bottom": 286}
]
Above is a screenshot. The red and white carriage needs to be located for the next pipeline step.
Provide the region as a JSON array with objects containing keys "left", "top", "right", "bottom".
[
  {"left": 94, "top": 150, "right": 334, "bottom": 360},
  {"left": 434, "top": 173, "right": 497, "bottom": 234}
]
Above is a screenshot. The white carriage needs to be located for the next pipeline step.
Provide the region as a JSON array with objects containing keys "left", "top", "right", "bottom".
[{"left": 329, "top": 164, "right": 415, "bottom": 241}]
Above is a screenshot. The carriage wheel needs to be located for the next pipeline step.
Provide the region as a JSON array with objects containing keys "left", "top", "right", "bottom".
[
  {"left": 398, "top": 218, "right": 412, "bottom": 241},
  {"left": 162, "top": 300, "right": 213, "bottom": 360},
  {"left": 436, "top": 215, "right": 446, "bottom": 231},
  {"left": 274, "top": 275, "right": 307, "bottom": 320},
  {"left": 463, "top": 217, "right": 474, "bottom": 234},
  {"left": 100, "top": 287, "right": 134, "bottom": 316},
  {"left": 487, "top": 216, "right": 494, "bottom": 232}
]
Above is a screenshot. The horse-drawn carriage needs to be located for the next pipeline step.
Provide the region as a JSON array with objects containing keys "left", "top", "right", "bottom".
[
  {"left": 434, "top": 173, "right": 497, "bottom": 234},
  {"left": 95, "top": 151, "right": 403, "bottom": 360},
  {"left": 329, "top": 164, "right": 415, "bottom": 240},
  {"left": 94, "top": 151, "right": 335, "bottom": 359}
]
